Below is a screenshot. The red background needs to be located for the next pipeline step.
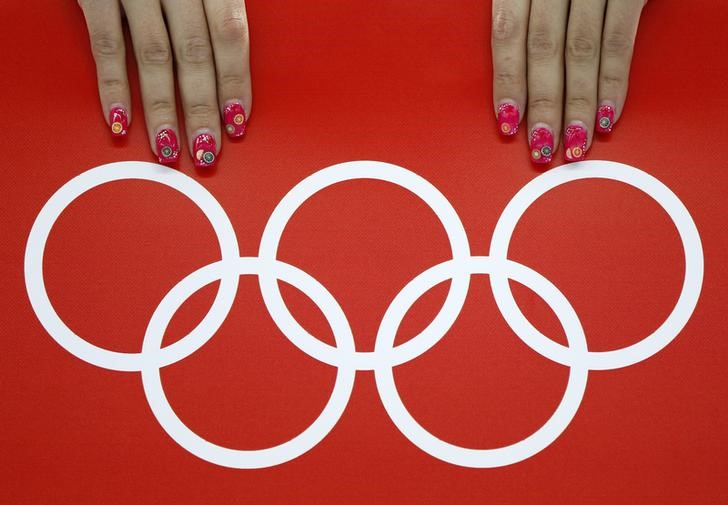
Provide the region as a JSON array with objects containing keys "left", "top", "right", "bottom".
[{"left": 2, "top": 1, "right": 727, "bottom": 503}]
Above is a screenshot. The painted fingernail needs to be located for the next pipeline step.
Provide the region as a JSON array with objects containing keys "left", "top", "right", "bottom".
[
  {"left": 596, "top": 103, "right": 616, "bottom": 134},
  {"left": 497, "top": 101, "right": 519, "bottom": 136},
  {"left": 193, "top": 133, "right": 217, "bottom": 168},
  {"left": 223, "top": 102, "right": 247, "bottom": 138},
  {"left": 155, "top": 128, "right": 180, "bottom": 164},
  {"left": 529, "top": 126, "right": 554, "bottom": 164},
  {"left": 109, "top": 106, "right": 128, "bottom": 137},
  {"left": 564, "top": 123, "right": 588, "bottom": 162}
]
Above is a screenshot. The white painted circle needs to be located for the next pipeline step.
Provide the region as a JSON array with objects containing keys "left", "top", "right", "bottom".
[
  {"left": 489, "top": 160, "right": 704, "bottom": 370},
  {"left": 24, "top": 162, "right": 241, "bottom": 371},
  {"left": 374, "top": 256, "right": 589, "bottom": 468},
  {"left": 258, "top": 161, "right": 471, "bottom": 370},
  {"left": 140, "top": 257, "right": 356, "bottom": 468}
]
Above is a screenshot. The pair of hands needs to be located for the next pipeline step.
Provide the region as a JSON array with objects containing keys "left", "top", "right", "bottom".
[{"left": 80, "top": 0, "right": 646, "bottom": 168}]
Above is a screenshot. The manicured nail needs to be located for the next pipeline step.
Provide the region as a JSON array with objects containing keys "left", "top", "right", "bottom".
[
  {"left": 109, "top": 106, "right": 128, "bottom": 137},
  {"left": 564, "top": 123, "right": 588, "bottom": 162},
  {"left": 497, "top": 101, "right": 519, "bottom": 136},
  {"left": 223, "top": 101, "right": 247, "bottom": 138},
  {"left": 596, "top": 103, "right": 616, "bottom": 134},
  {"left": 193, "top": 133, "right": 217, "bottom": 168},
  {"left": 529, "top": 125, "right": 554, "bottom": 164},
  {"left": 155, "top": 128, "right": 179, "bottom": 164}
]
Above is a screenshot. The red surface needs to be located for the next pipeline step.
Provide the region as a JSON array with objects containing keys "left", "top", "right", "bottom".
[{"left": 1, "top": 1, "right": 727, "bottom": 503}]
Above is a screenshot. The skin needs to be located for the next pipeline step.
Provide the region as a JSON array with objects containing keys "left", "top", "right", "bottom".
[
  {"left": 491, "top": 0, "right": 648, "bottom": 157},
  {"left": 79, "top": 0, "right": 252, "bottom": 163},
  {"left": 81, "top": 1, "right": 645, "bottom": 165}
]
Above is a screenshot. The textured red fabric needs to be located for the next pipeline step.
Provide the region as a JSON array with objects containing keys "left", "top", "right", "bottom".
[{"left": 1, "top": 1, "right": 727, "bottom": 503}]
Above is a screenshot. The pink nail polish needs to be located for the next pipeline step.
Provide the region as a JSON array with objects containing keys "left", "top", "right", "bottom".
[
  {"left": 497, "top": 102, "right": 519, "bottom": 136},
  {"left": 156, "top": 129, "right": 179, "bottom": 164},
  {"left": 529, "top": 126, "right": 554, "bottom": 164},
  {"left": 193, "top": 133, "right": 217, "bottom": 168},
  {"left": 223, "top": 102, "right": 247, "bottom": 138},
  {"left": 596, "top": 104, "right": 615, "bottom": 133},
  {"left": 564, "top": 123, "right": 588, "bottom": 162},
  {"left": 109, "top": 106, "right": 128, "bottom": 137}
]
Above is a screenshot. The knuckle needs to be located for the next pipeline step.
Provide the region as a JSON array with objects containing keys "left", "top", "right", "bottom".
[
  {"left": 99, "top": 77, "right": 125, "bottom": 92},
  {"left": 90, "top": 32, "right": 123, "bottom": 59},
  {"left": 566, "top": 34, "right": 599, "bottom": 63},
  {"left": 494, "top": 70, "right": 521, "bottom": 89},
  {"left": 148, "top": 99, "right": 175, "bottom": 117},
  {"left": 492, "top": 7, "right": 521, "bottom": 43},
  {"left": 529, "top": 95, "right": 558, "bottom": 111},
  {"left": 527, "top": 29, "right": 559, "bottom": 60},
  {"left": 600, "top": 72, "right": 625, "bottom": 89},
  {"left": 138, "top": 40, "right": 172, "bottom": 66},
  {"left": 219, "top": 73, "right": 247, "bottom": 91},
  {"left": 603, "top": 31, "right": 633, "bottom": 57},
  {"left": 185, "top": 102, "right": 216, "bottom": 119},
  {"left": 179, "top": 35, "right": 213, "bottom": 65},
  {"left": 566, "top": 95, "right": 592, "bottom": 111},
  {"left": 215, "top": 15, "right": 249, "bottom": 42}
]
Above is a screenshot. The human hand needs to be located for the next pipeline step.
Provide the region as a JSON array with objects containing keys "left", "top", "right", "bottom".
[
  {"left": 79, "top": 0, "right": 251, "bottom": 168},
  {"left": 491, "top": 0, "right": 647, "bottom": 164}
]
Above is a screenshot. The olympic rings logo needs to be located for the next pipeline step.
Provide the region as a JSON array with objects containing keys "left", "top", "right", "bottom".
[{"left": 24, "top": 160, "right": 703, "bottom": 469}]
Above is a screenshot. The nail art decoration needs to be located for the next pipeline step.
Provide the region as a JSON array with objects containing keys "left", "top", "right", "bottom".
[
  {"left": 156, "top": 128, "right": 179, "bottom": 164},
  {"left": 529, "top": 127, "right": 554, "bottom": 164},
  {"left": 596, "top": 104, "right": 615, "bottom": 134},
  {"left": 497, "top": 102, "right": 519, "bottom": 136},
  {"left": 223, "top": 102, "right": 247, "bottom": 138},
  {"left": 193, "top": 133, "right": 217, "bottom": 168},
  {"left": 564, "top": 124, "right": 588, "bottom": 162},
  {"left": 109, "top": 106, "right": 128, "bottom": 137}
]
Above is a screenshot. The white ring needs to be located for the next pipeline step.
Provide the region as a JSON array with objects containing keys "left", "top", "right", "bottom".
[
  {"left": 489, "top": 160, "right": 704, "bottom": 370},
  {"left": 258, "top": 161, "right": 471, "bottom": 370},
  {"left": 24, "top": 162, "right": 240, "bottom": 371},
  {"left": 374, "top": 256, "right": 589, "bottom": 468},
  {"left": 140, "top": 257, "right": 356, "bottom": 469}
]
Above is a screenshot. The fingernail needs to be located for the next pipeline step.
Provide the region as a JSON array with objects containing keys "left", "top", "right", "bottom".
[
  {"left": 223, "top": 101, "right": 247, "bottom": 138},
  {"left": 193, "top": 133, "right": 217, "bottom": 168},
  {"left": 529, "top": 125, "right": 554, "bottom": 164},
  {"left": 109, "top": 106, "right": 128, "bottom": 137},
  {"left": 497, "top": 101, "right": 519, "bottom": 136},
  {"left": 564, "top": 123, "right": 588, "bottom": 162},
  {"left": 596, "top": 103, "right": 616, "bottom": 133},
  {"left": 155, "top": 128, "right": 180, "bottom": 164}
]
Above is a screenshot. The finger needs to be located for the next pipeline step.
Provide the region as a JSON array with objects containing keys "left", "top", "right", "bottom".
[
  {"left": 563, "top": 0, "right": 607, "bottom": 161},
  {"left": 204, "top": 0, "right": 252, "bottom": 139},
  {"left": 527, "top": 0, "right": 570, "bottom": 164},
  {"left": 121, "top": 0, "right": 181, "bottom": 163},
  {"left": 491, "top": 0, "right": 530, "bottom": 137},
  {"left": 162, "top": 0, "right": 221, "bottom": 168},
  {"left": 79, "top": 0, "right": 131, "bottom": 138},
  {"left": 597, "top": 0, "right": 647, "bottom": 134}
]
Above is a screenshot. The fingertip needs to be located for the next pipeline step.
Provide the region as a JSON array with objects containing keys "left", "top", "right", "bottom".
[
  {"left": 222, "top": 99, "right": 248, "bottom": 139},
  {"left": 108, "top": 103, "right": 129, "bottom": 137},
  {"left": 596, "top": 100, "right": 617, "bottom": 134},
  {"left": 496, "top": 99, "right": 521, "bottom": 136},
  {"left": 191, "top": 129, "right": 219, "bottom": 168},
  {"left": 529, "top": 123, "right": 555, "bottom": 165},
  {"left": 564, "top": 121, "right": 589, "bottom": 162}
]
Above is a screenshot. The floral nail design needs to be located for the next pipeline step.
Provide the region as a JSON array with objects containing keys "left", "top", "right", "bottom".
[
  {"left": 564, "top": 123, "right": 588, "bottom": 162},
  {"left": 530, "top": 126, "right": 554, "bottom": 164},
  {"left": 596, "top": 104, "right": 615, "bottom": 134},
  {"left": 223, "top": 102, "right": 247, "bottom": 138},
  {"left": 156, "top": 128, "right": 179, "bottom": 164},
  {"left": 497, "top": 102, "right": 519, "bottom": 136},
  {"left": 109, "top": 106, "right": 128, "bottom": 137},
  {"left": 193, "top": 133, "right": 217, "bottom": 168}
]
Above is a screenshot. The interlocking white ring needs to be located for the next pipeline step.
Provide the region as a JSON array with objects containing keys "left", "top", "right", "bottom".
[{"left": 24, "top": 160, "right": 703, "bottom": 469}]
